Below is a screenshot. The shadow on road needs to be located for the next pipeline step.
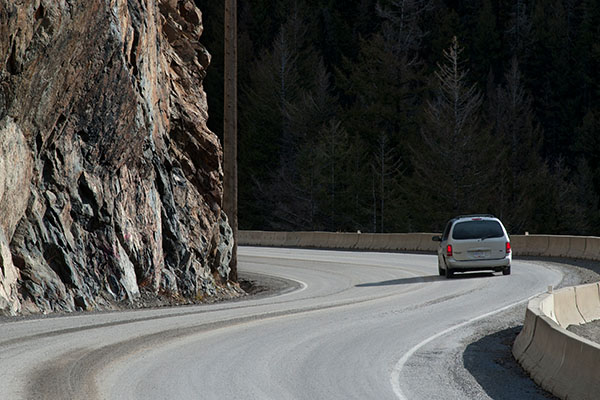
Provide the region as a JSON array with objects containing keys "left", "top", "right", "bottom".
[
  {"left": 356, "top": 271, "right": 495, "bottom": 287},
  {"left": 462, "top": 326, "right": 558, "bottom": 399},
  {"left": 356, "top": 275, "right": 441, "bottom": 286}
]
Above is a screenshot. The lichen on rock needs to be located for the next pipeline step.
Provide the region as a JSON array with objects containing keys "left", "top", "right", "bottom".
[{"left": 0, "top": 0, "right": 238, "bottom": 315}]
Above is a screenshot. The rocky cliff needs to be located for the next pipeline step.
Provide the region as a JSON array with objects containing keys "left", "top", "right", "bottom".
[{"left": 0, "top": 0, "right": 237, "bottom": 315}]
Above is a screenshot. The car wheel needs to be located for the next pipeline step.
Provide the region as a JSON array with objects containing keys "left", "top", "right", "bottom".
[
  {"left": 438, "top": 262, "right": 446, "bottom": 276},
  {"left": 502, "top": 266, "right": 511, "bottom": 276},
  {"left": 446, "top": 267, "right": 454, "bottom": 279}
]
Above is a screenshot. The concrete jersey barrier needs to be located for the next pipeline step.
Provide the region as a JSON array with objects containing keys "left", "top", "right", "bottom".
[
  {"left": 239, "top": 231, "right": 600, "bottom": 261},
  {"left": 238, "top": 231, "right": 441, "bottom": 253},
  {"left": 513, "top": 285, "right": 600, "bottom": 400}
]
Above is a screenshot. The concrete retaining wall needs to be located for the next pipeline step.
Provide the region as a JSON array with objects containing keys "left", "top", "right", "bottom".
[{"left": 513, "top": 284, "right": 600, "bottom": 400}]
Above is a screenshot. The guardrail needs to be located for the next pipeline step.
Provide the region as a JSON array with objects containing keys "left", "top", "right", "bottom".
[{"left": 239, "top": 230, "right": 600, "bottom": 399}]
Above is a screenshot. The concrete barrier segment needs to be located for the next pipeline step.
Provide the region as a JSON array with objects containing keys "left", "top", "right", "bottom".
[
  {"left": 284, "top": 232, "right": 301, "bottom": 247},
  {"left": 516, "top": 284, "right": 600, "bottom": 400},
  {"left": 550, "top": 329, "right": 600, "bottom": 400},
  {"left": 553, "top": 287, "right": 586, "bottom": 328},
  {"left": 567, "top": 236, "right": 587, "bottom": 259},
  {"left": 306, "top": 232, "right": 328, "bottom": 248},
  {"left": 509, "top": 235, "right": 527, "bottom": 256},
  {"left": 403, "top": 233, "right": 419, "bottom": 251},
  {"left": 520, "top": 235, "right": 549, "bottom": 257},
  {"left": 386, "top": 233, "right": 408, "bottom": 251},
  {"left": 294, "top": 232, "right": 316, "bottom": 248},
  {"left": 420, "top": 233, "right": 441, "bottom": 253},
  {"left": 538, "top": 293, "right": 557, "bottom": 324},
  {"left": 380, "top": 234, "right": 395, "bottom": 251},
  {"left": 237, "top": 230, "right": 257, "bottom": 246},
  {"left": 533, "top": 317, "right": 569, "bottom": 397},
  {"left": 355, "top": 233, "right": 377, "bottom": 250},
  {"left": 370, "top": 233, "right": 392, "bottom": 251},
  {"left": 512, "top": 306, "right": 539, "bottom": 360},
  {"left": 583, "top": 237, "right": 600, "bottom": 261},
  {"left": 329, "top": 232, "right": 359, "bottom": 249},
  {"left": 237, "top": 231, "right": 286, "bottom": 247},
  {"left": 518, "top": 315, "right": 566, "bottom": 388},
  {"left": 381, "top": 234, "right": 400, "bottom": 251},
  {"left": 272, "top": 231, "right": 289, "bottom": 247},
  {"left": 574, "top": 283, "right": 600, "bottom": 323},
  {"left": 546, "top": 235, "right": 571, "bottom": 258},
  {"left": 373, "top": 234, "right": 391, "bottom": 251}
]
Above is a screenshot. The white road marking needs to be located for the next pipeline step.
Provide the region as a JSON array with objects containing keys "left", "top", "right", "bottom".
[{"left": 390, "top": 295, "right": 536, "bottom": 400}]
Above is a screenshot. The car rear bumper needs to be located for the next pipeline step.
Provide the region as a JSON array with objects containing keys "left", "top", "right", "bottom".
[{"left": 446, "top": 257, "right": 511, "bottom": 271}]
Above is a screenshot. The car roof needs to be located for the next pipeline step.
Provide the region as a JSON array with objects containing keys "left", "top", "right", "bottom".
[{"left": 449, "top": 214, "right": 499, "bottom": 223}]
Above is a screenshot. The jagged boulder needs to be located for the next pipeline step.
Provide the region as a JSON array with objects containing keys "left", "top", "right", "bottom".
[{"left": 0, "top": 0, "right": 236, "bottom": 315}]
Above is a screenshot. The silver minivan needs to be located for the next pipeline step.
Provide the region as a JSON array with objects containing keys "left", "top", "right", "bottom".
[{"left": 432, "top": 215, "right": 512, "bottom": 278}]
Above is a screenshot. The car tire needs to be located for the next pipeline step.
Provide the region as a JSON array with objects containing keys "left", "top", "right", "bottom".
[
  {"left": 438, "top": 262, "right": 446, "bottom": 276},
  {"left": 502, "top": 266, "right": 511, "bottom": 276},
  {"left": 446, "top": 267, "right": 454, "bottom": 279}
]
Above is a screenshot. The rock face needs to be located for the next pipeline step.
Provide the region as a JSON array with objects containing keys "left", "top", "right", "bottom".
[{"left": 0, "top": 0, "right": 236, "bottom": 315}]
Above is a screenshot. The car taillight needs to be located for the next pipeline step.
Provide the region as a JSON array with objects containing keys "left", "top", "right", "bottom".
[
  {"left": 447, "top": 244, "right": 453, "bottom": 257},
  {"left": 506, "top": 242, "right": 511, "bottom": 254}
]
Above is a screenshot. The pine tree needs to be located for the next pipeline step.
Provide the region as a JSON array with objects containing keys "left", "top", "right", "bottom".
[
  {"left": 487, "top": 57, "right": 545, "bottom": 233},
  {"left": 524, "top": 0, "right": 575, "bottom": 161},
  {"left": 506, "top": 0, "right": 532, "bottom": 57},
  {"left": 471, "top": 0, "right": 502, "bottom": 83},
  {"left": 410, "top": 37, "right": 496, "bottom": 229},
  {"left": 238, "top": 11, "right": 309, "bottom": 229},
  {"left": 370, "top": 133, "right": 404, "bottom": 233}
]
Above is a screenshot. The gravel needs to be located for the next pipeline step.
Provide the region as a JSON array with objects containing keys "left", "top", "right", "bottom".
[{"left": 568, "top": 320, "right": 600, "bottom": 342}]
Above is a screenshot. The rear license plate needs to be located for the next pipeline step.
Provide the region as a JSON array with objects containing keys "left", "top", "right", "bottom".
[{"left": 472, "top": 251, "right": 487, "bottom": 258}]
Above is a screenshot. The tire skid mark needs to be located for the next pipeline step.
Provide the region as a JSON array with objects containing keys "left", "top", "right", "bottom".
[{"left": 25, "top": 268, "right": 439, "bottom": 400}]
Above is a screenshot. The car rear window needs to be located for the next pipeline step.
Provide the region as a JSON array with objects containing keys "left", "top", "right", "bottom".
[{"left": 452, "top": 220, "right": 504, "bottom": 240}]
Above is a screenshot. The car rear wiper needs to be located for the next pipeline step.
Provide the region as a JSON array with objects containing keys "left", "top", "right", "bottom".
[{"left": 479, "top": 234, "right": 497, "bottom": 241}]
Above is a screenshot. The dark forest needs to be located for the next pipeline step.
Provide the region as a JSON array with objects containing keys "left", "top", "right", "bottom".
[{"left": 198, "top": 0, "right": 600, "bottom": 234}]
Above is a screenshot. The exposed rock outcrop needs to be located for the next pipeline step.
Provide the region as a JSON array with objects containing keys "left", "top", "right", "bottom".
[{"left": 0, "top": 0, "right": 237, "bottom": 315}]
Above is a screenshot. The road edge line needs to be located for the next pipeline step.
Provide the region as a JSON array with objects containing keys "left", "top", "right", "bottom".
[{"left": 389, "top": 296, "right": 535, "bottom": 400}]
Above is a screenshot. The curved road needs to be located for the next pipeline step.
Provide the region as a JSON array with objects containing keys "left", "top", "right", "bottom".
[{"left": 0, "top": 247, "right": 563, "bottom": 399}]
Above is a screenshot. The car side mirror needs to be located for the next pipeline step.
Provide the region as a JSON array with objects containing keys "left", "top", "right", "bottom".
[{"left": 432, "top": 236, "right": 442, "bottom": 242}]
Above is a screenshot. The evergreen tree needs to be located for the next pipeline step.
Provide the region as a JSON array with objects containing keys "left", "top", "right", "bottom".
[
  {"left": 573, "top": 108, "right": 600, "bottom": 214},
  {"left": 471, "top": 0, "right": 502, "bottom": 83},
  {"left": 238, "top": 11, "right": 309, "bottom": 229},
  {"left": 210, "top": 0, "right": 600, "bottom": 234},
  {"left": 370, "top": 133, "right": 404, "bottom": 233},
  {"left": 506, "top": 0, "right": 533, "bottom": 57},
  {"left": 524, "top": 0, "right": 576, "bottom": 161},
  {"left": 532, "top": 158, "right": 591, "bottom": 234},
  {"left": 410, "top": 37, "right": 496, "bottom": 229},
  {"left": 487, "top": 57, "right": 545, "bottom": 233},
  {"left": 575, "top": 0, "right": 600, "bottom": 112}
]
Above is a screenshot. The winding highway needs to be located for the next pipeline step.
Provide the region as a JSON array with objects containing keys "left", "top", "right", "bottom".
[{"left": 0, "top": 247, "right": 563, "bottom": 399}]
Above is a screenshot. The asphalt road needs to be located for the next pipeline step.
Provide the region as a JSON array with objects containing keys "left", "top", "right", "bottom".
[{"left": 0, "top": 247, "right": 564, "bottom": 399}]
